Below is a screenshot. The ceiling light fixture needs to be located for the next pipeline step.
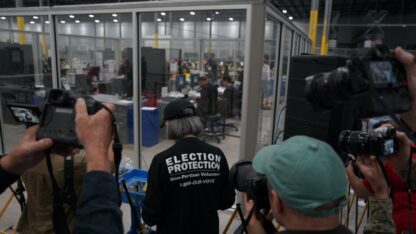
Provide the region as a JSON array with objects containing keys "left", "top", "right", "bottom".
[
  {"left": 179, "top": 17, "right": 185, "bottom": 22},
  {"left": 161, "top": 12, "right": 166, "bottom": 16},
  {"left": 288, "top": 16, "right": 293, "bottom": 20},
  {"left": 112, "top": 14, "right": 118, "bottom": 17},
  {"left": 30, "top": 21, "right": 35, "bottom": 24},
  {"left": 94, "top": 19, "right": 100, "bottom": 23},
  {"left": 157, "top": 18, "right": 162, "bottom": 22},
  {"left": 229, "top": 17, "right": 234, "bottom": 21},
  {"left": 45, "top": 20, "right": 50, "bottom": 24},
  {"left": 75, "top": 20, "right": 80, "bottom": 23},
  {"left": 69, "top": 15, "right": 75, "bottom": 18},
  {"left": 0, "top": 17, "right": 6, "bottom": 20},
  {"left": 89, "top": 14, "right": 94, "bottom": 18},
  {"left": 113, "top": 19, "right": 119, "bottom": 23},
  {"left": 60, "top": 20, "right": 66, "bottom": 24},
  {"left": 33, "top": 16, "right": 39, "bottom": 19},
  {"left": 190, "top": 11, "right": 196, "bottom": 15},
  {"left": 215, "top": 11, "right": 220, "bottom": 15},
  {"left": 206, "top": 17, "right": 211, "bottom": 21},
  {"left": 282, "top": 9, "right": 287, "bottom": 14}
]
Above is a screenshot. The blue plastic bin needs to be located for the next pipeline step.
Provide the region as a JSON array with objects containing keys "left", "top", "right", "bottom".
[{"left": 141, "top": 107, "right": 159, "bottom": 147}]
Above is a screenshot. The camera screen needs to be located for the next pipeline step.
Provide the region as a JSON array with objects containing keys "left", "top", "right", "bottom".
[
  {"left": 384, "top": 139, "right": 395, "bottom": 155},
  {"left": 10, "top": 106, "right": 40, "bottom": 124},
  {"left": 369, "top": 61, "right": 397, "bottom": 85}
]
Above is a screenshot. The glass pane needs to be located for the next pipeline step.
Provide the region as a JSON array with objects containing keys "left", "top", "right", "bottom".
[
  {"left": 140, "top": 9, "right": 246, "bottom": 168},
  {"left": 273, "top": 26, "right": 293, "bottom": 144},
  {"left": 0, "top": 15, "right": 52, "bottom": 152},
  {"left": 56, "top": 13, "right": 134, "bottom": 154},
  {"left": 257, "top": 18, "right": 280, "bottom": 150}
]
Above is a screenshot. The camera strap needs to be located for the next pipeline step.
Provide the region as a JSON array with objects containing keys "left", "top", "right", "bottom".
[{"left": 46, "top": 152, "right": 75, "bottom": 234}]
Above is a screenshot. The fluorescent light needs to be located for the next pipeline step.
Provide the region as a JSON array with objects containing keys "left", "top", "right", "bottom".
[
  {"left": 190, "top": 11, "right": 196, "bottom": 15},
  {"left": 94, "top": 19, "right": 100, "bottom": 23},
  {"left": 69, "top": 15, "right": 75, "bottom": 18},
  {"left": 75, "top": 20, "right": 80, "bottom": 23},
  {"left": 60, "top": 20, "right": 66, "bottom": 24},
  {"left": 215, "top": 11, "right": 220, "bottom": 15},
  {"left": 228, "top": 17, "right": 234, "bottom": 21},
  {"left": 206, "top": 17, "right": 211, "bottom": 21},
  {"left": 33, "top": 16, "right": 39, "bottom": 19},
  {"left": 157, "top": 18, "right": 162, "bottom": 22},
  {"left": 179, "top": 17, "right": 185, "bottom": 22},
  {"left": 112, "top": 14, "right": 118, "bottom": 17},
  {"left": 29, "top": 21, "right": 35, "bottom": 24},
  {"left": 113, "top": 19, "right": 118, "bottom": 23},
  {"left": 0, "top": 17, "right": 6, "bottom": 20},
  {"left": 89, "top": 14, "right": 94, "bottom": 18},
  {"left": 45, "top": 20, "right": 50, "bottom": 24},
  {"left": 288, "top": 16, "right": 293, "bottom": 20},
  {"left": 282, "top": 9, "right": 287, "bottom": 14},
  {"left": 161, "top": 12, "right": 166, "bottom": 16}
]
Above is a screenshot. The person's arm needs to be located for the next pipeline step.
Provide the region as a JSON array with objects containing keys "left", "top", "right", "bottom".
[
  {"left": 73, "top": 99, "right": 123, "bottom": 234},
  {"left": 364, "top": 197, "right": 395, "bottom": 234},
  {"left": 395, "top": 48, "right": 416, "bottom": 131},
  {"left": 346, "top": 162, "right": 371, "bottom": 199},
  {"left": 356, "top": 155, "right": 396, "bottom": 234},
  {"left": 0, "top": 126, "right": 52, "bottom": 193},
  {"left": 218, "top": 154, "right": 235, "bottom": 210},
  {"left": 142, "top": 158, "right": 165, "bottom": 226}
]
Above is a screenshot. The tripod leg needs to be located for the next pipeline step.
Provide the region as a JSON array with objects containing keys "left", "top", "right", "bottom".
[{"left": 223, "top": 208, "right": 239, "bottom": 234}]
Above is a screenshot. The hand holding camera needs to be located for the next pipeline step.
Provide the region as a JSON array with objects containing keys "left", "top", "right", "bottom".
[
  {"left": 395, "top": 48, "right": 416, "bottom": 130},
  {"left": 75, "top": 98, "right": 115, "bottom": 173},
  {"left": 0, "top": 126, "right": 53, "bottom": 175},
  {"left": 356, "top": 155, "right": 389, "bottom": 200}
]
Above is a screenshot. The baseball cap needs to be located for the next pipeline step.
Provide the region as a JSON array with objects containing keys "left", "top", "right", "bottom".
[
  {"left": 253, "top": 136, "right": 347, "bottom": 217},
  {"left": 161, "top": 99, "right": 196, "bottom": 127}
]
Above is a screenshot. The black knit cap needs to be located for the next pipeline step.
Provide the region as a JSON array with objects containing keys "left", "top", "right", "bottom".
[{"left": 161, "top": 99, "right": 196, "bottom": 127}]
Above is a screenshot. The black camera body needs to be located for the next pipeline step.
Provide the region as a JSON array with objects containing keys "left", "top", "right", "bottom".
[
  {"left": 229, "top": 160, "right": 270, "bottom": 211},
  {"left": 36, "top": 89, "right": 103, "bottom": 147},
  {"left": 338, "top": 128, "right": 398, "bottom": 157},
  {"left": 305, "top": 45, "right": 411, "bottom": 118}
]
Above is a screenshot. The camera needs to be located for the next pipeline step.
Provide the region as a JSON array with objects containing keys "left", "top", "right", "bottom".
[
  {"left": 229, "top": 160, "right": 270, "bottom": 212},
  {"left": 304, "top": 45, "right": 411, "bottom": 118},
  {"left": 36, "top": 89, "right": 103, "bottom": 147},
  {"left": 338, "top": 128, "right": 398, "bottom": 157}
]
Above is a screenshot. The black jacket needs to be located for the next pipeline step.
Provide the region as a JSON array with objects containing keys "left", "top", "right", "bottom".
[
  {"left": 279, "top": 226, "right": 352, "bottom": 234},
  {"left": 142, "top": 137, "right": 235, "bottom": 234}
]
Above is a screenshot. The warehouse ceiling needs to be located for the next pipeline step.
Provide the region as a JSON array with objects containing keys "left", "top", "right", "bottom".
[{"left": 270, "top": 0, "right": 416, "bottom": 21}]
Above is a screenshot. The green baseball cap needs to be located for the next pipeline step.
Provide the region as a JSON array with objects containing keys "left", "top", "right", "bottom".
[{"left": 253, "top": 136, "right": 347, "bottom": 217}]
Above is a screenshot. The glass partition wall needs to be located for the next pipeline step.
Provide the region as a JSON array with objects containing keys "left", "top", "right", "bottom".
[
  {"left": 139, "top": 10, "right": 246, "bottom": 167},
  {"left": 0, "top": 2, "right": 311, "bottom": 167},
  {"left": 0, "top": 15, "right": 52, "bottom": 152}
]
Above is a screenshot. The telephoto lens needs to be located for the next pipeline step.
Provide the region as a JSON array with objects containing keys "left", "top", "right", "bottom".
[
  {"left": 229, "top": 160, "right": 270, "bottom": 211},
  {"left": 338, "top": 128, "right": 398, "bottom": 157}
]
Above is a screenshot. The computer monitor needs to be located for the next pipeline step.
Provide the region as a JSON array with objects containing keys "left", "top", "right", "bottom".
[
  {"left": 75, "top": 74, "right": 90, "bottom": 91},
  {"left": 112, "top": 78, "right": 128, "bottom": 96},
  {"left": 176, "top": 75, "right": 186, "bottom": 91},
  {"left": 191, "top": 74, "right": 199, "bottom": 87}
]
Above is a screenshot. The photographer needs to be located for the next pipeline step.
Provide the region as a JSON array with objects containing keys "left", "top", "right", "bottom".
[
  {"left": 142, "top": 99, "right": 235, "bottom": 234},
  {"left": 245, "top": 136, "right": 395, "bottom": 234},
  {"left": 0, "top": 98, "right": 123, "bottom": 234},
  {"left": 347, "top": 121, "right": 416, "bottom": 234}
]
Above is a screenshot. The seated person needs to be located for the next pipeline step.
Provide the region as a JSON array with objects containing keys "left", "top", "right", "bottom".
[
  {"left": 17, "top": 152, "right": 87, "bottom": 234},
  {"left": 196, "top": 76, "right": 218, "bottom": 117},
  {"left": 221, "top": 76, "right": 238, "bottom": 118}
]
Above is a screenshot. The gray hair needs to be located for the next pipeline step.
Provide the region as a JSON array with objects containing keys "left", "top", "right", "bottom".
[{"left": 166, "top": 116, "right": 203, "bottom": 140}]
